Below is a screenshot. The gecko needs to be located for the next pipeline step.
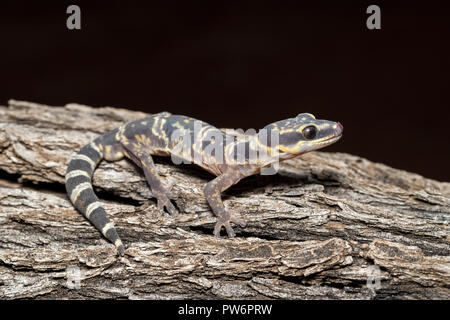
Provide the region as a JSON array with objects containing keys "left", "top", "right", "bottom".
[{"left": 65, "top": 112, "right": 343, "bottom": 255}]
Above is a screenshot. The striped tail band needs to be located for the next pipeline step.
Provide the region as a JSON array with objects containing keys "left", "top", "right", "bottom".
[{"left": 65, "top": 136, "right": 124, "bottom": 255}]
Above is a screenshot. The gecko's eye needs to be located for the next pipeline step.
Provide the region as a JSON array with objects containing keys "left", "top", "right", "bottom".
[{"left": 302, "top": 126, "right": 317, "bottom": 139}]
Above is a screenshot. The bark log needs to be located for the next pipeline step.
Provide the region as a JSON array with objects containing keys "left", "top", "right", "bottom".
[{"left": 0, "top": 99, "right": 449, "bottom": 299}]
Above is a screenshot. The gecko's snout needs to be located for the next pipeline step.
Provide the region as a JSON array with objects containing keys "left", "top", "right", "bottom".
[{"left": 336, "top": 122, "right": 344, "bottom": 135}]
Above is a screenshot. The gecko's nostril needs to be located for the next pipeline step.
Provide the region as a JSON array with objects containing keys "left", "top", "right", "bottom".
[{"left": 337, "top": 122, "right": 344, "bottom": 133}]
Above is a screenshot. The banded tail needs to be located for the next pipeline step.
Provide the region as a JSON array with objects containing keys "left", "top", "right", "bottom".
[{"left": 65, "top": 129, "right": 125, "bottom": 255}]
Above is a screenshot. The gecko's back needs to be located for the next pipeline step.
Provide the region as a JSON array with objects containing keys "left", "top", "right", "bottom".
[{"left": 116, "top": 113, "right": 236, "bottom": 176}]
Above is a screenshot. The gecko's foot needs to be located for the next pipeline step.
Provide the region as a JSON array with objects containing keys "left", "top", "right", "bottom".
[
  {"left": 213, "top": 213, "right": 246, "bottom": 238},
  {"left": 157, "top": 195, "right": 178, "bottom": 215},
  {"left": 154, "top": 190, "right": 178, "bottom": 215},
  {"left": 152, "top": 178, "right": 178, "bottom": 215}
]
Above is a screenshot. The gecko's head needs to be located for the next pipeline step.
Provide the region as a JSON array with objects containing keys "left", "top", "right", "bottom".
[{"left": 260, "top": 113, "right": 343, "bottom": 157}]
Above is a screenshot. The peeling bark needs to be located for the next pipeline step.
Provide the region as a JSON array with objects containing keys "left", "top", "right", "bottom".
[{"left": 0, "top": 100, "right": 449, "bottom": 299}]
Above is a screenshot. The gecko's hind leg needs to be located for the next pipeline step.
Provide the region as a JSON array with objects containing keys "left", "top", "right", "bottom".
[
  {"left": 141, "top": 155, "right": 178, "bottom": 215},
  {"left": 123, "top": 147, "right": 178, "bottom": 215}
]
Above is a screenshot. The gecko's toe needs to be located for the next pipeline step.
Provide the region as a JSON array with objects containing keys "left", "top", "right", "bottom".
[
  {"left": 213, "top": 209, "right": 247, "bottom": 237},
  {"left": 153, "top": 187, "right": 179, "bottom": 215},
  {"left": 224, "top": 222, "right": 236, "bottom": 237},
  {"left": 213, "top": 219, "right": 236, "bottom": 238},
  {"left": 157, "top": 197, "right": 178, "bottom": 215},
  {"left": 165, "top": 200, "right": 178, "bottom": 215}
]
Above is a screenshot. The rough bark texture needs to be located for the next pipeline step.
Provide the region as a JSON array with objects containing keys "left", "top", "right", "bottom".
[{"left": 0, "top": 100, "right": 449, "bottom": 300}]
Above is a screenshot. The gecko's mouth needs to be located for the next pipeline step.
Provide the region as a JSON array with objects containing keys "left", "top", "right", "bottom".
[
  {"left": 316, "top": 133, "right": 342, "bottom": 147},
  {"left": 315, "top": 123, "right": 343, "bottom": 147}
]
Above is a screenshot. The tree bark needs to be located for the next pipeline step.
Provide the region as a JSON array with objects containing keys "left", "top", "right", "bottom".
[{"left": 0, "top": 99, "right": 448, "bottom": 299}]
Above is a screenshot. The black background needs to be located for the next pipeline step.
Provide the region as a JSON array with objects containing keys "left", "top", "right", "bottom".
[{"left": 1, "top": 1, "right": 449, "bottom": 181}]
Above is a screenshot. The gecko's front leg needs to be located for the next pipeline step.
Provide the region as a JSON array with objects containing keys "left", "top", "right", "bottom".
[{"left": 204, "top": 170, "right": 247, "bottom": 237}]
